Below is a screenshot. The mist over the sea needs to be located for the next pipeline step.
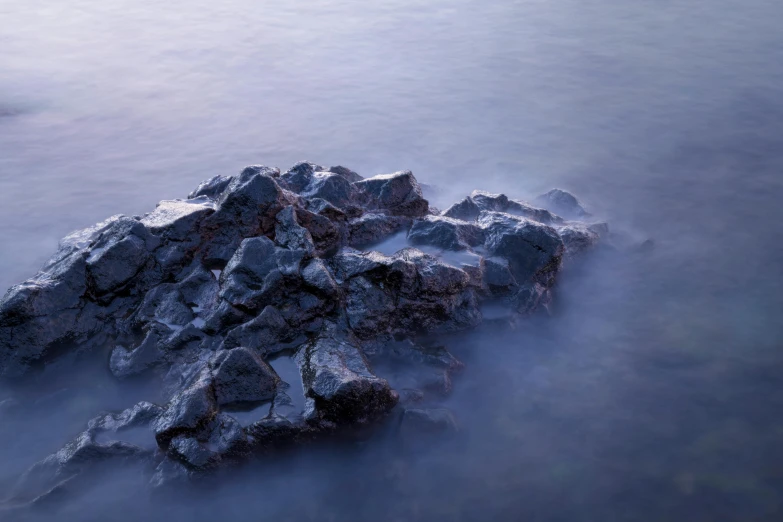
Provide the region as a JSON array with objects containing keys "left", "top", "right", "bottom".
[{"left": 2, "top": 0, "right": 783, "bottom": 520}]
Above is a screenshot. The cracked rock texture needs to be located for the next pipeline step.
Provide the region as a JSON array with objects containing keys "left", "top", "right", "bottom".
[{"left": 0, "top": 161, "right": 608, "bottom": 499}]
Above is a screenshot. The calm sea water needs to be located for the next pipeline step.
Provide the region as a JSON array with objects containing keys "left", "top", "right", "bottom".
[{"left": 1, "top": 1, "right": 783, "bottom": 520}]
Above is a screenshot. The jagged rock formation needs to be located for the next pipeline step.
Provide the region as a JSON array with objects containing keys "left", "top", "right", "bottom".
[{"left": 0, "top": 161, "right": 606, "bottom": 502}]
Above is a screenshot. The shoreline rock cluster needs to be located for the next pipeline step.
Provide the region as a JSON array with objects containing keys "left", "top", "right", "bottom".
[{"left": 0, "top": 162, "right": 604, "bottom": 503}]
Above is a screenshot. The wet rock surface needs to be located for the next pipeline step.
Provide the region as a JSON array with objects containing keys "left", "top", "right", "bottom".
[{"left": 0, "top": 161, "right": 611, "bottom": 501}]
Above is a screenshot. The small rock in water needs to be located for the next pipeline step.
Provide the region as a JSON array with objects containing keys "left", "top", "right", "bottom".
[
  {"left": 534, "top": 188, "right": 590, "bottom": 220},
  {"left": 398, "top": 407, "right": 459, "bottom": 448}
]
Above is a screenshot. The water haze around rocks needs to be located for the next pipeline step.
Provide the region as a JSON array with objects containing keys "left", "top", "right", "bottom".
[{"left": 1, "top": 1, "right": 783, "bottom": 520}]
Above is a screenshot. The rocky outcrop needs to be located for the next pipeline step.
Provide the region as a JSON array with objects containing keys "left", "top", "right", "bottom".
[{"left": 0, "top": 161, "right": 608, "bottom": 500}]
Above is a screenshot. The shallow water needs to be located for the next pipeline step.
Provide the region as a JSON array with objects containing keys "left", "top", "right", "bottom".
[{"left": 1, "top": 0, "right": 783, "bottom": 520}]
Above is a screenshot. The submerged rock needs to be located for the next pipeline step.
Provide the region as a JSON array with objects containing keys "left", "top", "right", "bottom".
[
  {"left": 398, "top": 407, "right": 459, "bottom": 441},
  {"left": 0, "top": 161, "right": 609, "bottom": 500}
]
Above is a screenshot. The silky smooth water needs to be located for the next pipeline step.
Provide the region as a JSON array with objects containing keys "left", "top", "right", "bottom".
[{"left": 1, "top": 1, "right": 783, "bottom": 520}]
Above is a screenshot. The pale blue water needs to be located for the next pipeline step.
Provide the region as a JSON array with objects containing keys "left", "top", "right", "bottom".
[{"left": 1, "top": 1, "right": 783, "bottom": 520}]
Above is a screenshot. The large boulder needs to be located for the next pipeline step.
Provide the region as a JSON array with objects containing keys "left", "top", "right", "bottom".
[
  {"left": 325, "top": 165, "right": 363, "bottom": 183},
  {"left": 347, "top": 213, "right": 410, "bottom": 247},
  {"left": 354, "top": 170, "right": 429, "bottom": 217},
  {"left": 209, "top": 348, "right": 279, "bottom": 406},
  {"left": 220, "top": 305, "right": 298, "bottom": 354},
  {"left": 199, "top": 166, "right": 290, "bottom": 266},
  {"left": 295, "top": 325, "right": 398, "bottom": 424},
  {"left": 300, "top": 172, "right": 360, "bottom": 209},
  {"left": 218, "top": 236, "right": 281, "bottom": 312},
  {"left": 168, "top": 413, "right": 248, "bottom": 470},
  {"left": 140, "top": 198, "right": 216, "bottom": 242},
  {"left": 407, "top": 215, "right": 484, "bottom": 251},
  {"left": 478, "top": 211, "right": 564, "bottom": 286},
  {"left": 279, "top": 162, "right": 361, "bottom": 209},
  {"left": 0, "top": 216, "right": 145, "bottom": 377},
  {"left": 275, "top": 206, "right": 316, "bottom": 254},
  {"left": 294, "top": 207, "right": 341, "bottom": 254},
  {"left": 153, "top": 375, "right": 218, "bottom": 445},
  {"left": 444, "top": 190, "right": 562, "bottom": 225}
]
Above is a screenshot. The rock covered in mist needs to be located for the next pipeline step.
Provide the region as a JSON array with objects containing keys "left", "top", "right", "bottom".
[
  {"left": 535, "top": 188, "right": 590, "bottom": 220},
  {"left": 0, "top": 161, "right": 609, "bottom": 500},
  {"left": 398, "top": 407, "right": 459, "bottom": 447}
]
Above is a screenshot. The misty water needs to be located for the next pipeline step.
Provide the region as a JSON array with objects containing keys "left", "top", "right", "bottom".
[{"left": 2, "top": 0, "right": 783, "bottom": 520}]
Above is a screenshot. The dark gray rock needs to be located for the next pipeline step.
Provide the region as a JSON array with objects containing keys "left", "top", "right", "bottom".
[
  {"left": 301, "top": 258, "right": 340, "bottom": 298},
  {"left": 336, "top": 248, "right": 482, "bottom": 337},
  {"left": 279, "top": 161, "right": 322, "bottom": 193},
  {"left": 305, "top": 197, "right": 349, "bottom": 222},
  {"left": 86, "top": 217, "right": 155, "bottom": 295},
  {"left": 245, "top": 413, "right": 311, "bottom": 451},
  {"left": 348, "top": 213, "right": 410, "bottom": 247},
  {"left": 221, "top": 305, "right": 297, "bottom": 354},
  {"left": 328, "top": 249, "right": 388, "bottom": 283},
  {"left": 141, "top": 198, "right": 215, "bottom": 241},
  {"left": 188, "top": 175, "right": 233, "bottom": 200},
  {"left": 153, "top": 375, "right": 217, "bottom": 445},
  {"left": 219, "top": 236, "right": 279, "bottom": 312},
  {"left": 280, "top": 162, "right": 360, "bottom": 209},
  {"left": 402, "top": 249, "right": 470, "bottom": 295},
  {"left": 202, "top": 299, "right": 252, "bottom": 334},
  {"left": 354, "top": 170, "right": 429, "bottom": 217},
  {"left": 296, "top": 324, "right": 398, "bottom": 424},
  {"left": 326, "top": 165, "right": 363, "bottom": 183},
  {"left": 167, "top": 412, "right": 249, "bottom": 470},
  {"left": 345, "top": 276, "right": 395, "bottom": 338},
  {"left": 132, "top": 284, "right": 194, "bottom": 330},
  {"left": 442, "top": 197, "right": 481, "bottom": 221},
  {"left": 169, "top": 435, "right": 215, "bottom": 469},
  {"left": 0, "top": 217, "right": 126, "bottom": 377},
  {"left": 535, "top": 188, "right": 590, "bottom": 219},
  {"left": 88, "top": 401, "right": 164, "bottom": 433},
  {"left": 504, "top": 200, "right": 563, "bottom": 225},
  {"left": 176, "top": 264, "right": 220, "bottom": 315},
  {"left": 478, "top": 211, "right": 564, "bottom": 286},
  {"left": 109, "top": 329, "right": 167, "bottom": 379},
  {"left": 407, "top": 215, "right": 484, "bottom": 251},
  {"left": 557, "top": 222, "right": 604, "bottom": 257},
  {"left": 199, "top": 167, "right": 290, "bottom": 266},
  {"left": 300, "top": 172, "right": 360, "bottom": 209},
  {"left": 482, "top": 256, "right": 518, "bottom": 294},
  {"left": 210, "top": 348, "right": 278, "bottom": 406},
  {"left": 444, "top": 191, "right": 562, "bottom": 225},
  {"left": 470, "top": 190, "right": 510, "bottom": 212},
  {"left": 294, "top": 207, "right": 341, "bottom": 254},
  {"left": 275, "top": 206, "right": 315, "bottom": 253},
  {"left": 510, "top": 282, "right": 551, "bottom": 315}
]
